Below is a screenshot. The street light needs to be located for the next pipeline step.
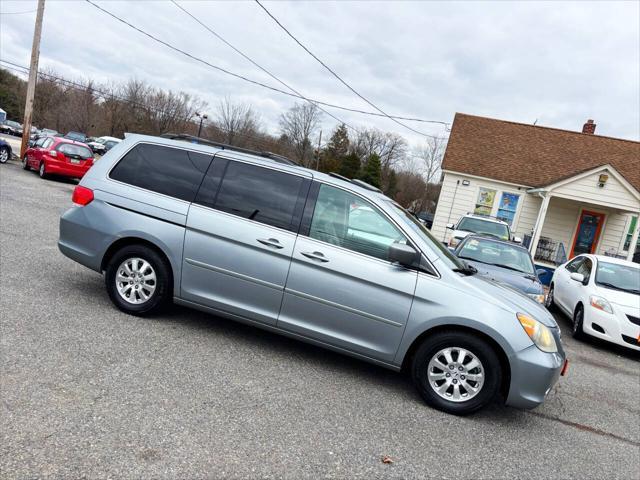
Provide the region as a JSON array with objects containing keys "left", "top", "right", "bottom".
[{"left": 195, "top": 112, "right": 208, "bottom": 138}]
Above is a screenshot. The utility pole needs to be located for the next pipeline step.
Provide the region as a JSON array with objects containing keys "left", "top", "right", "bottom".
[
  {"left": 20, "top": 0, "right": 46, "bottom": 158},
  {"left": 315, "top": 129, "right": 322, "bottom": 170}
]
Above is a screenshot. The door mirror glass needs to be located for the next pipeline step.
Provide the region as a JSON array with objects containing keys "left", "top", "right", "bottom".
[
  {"left": 446, "top": 223, "right": 455, "bottom": 230},
  {"left": 570, "top": 272, "right": 585, "bottom": 284},
  {"left": 388, "top": 243, "right": 419, "bottom": 267}
]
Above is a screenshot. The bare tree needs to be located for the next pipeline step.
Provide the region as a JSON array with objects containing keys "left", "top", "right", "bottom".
[
  {"left": 415, "top": 135, "right": 446, "bottom": 188},
  {"left": 215, "top": 97, "right": 262, "bottom": 146},
  {"left": 279, "top": 102, "right": 322, "bottom": 167}
]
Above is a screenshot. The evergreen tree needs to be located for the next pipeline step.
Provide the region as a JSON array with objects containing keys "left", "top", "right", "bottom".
[
  {"left": 326, "top": 123, "right": 350, "bottom": 158},
  {"left": 360, "top": 153, "right": 382, "bottom": 188},
  {"left": 385, "top": 169, "right": 398, "bottom": 198},
  {"left": 339, "top": 152, "right": 361, "bottom": 178}
]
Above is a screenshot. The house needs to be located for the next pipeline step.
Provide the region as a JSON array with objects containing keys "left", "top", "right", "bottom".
[{"left": 431, "top": 113, "right": 640, "bottom": 278}]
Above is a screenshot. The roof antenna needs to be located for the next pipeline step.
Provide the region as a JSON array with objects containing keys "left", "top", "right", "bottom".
[{"left": 533, "top": 118, "right": 538, "bottom": 125}]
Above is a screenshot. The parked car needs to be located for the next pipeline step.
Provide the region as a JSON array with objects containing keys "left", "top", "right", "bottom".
[
  {"left": 0, "top": 120, "right": 24, "bottom": 137},
  {"left": 30, "top": 128, "right": 59, "bottom": 146},
  {"left": 22, "top": 136, "right": 94, "bottom": 180},
  {"left": 446, "top": 213, "right": 520, "bottom": 249},
  {"left": 87, "top": 136, "right": 122, "bottom": 155},
  {"left": 0, "top": 138, "right": 12, "bottom": 164},
  {"left": 58, "top": 134, "right": 567, "bottom": 415},
  {"left": 546, "top": 254, "right": 639, "bottom": 350},
  {"left": 64, "top": 131, "right": 88, "bottom": 143},
  {"left": 454, "top": 235, "right": 546, "bottom": 303}
]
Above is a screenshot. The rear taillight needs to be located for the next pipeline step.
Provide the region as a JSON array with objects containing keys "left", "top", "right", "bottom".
[{"left": 72, "top": 185, "right": 94, "bottom": 206}]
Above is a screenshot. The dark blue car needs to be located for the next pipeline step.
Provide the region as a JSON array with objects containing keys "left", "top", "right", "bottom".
[
  {"left": 0, "top": 138, "right": 12, "bottom": 164},
  {"left": 453, "top": 235, "right": 546, "bottom": 304}
]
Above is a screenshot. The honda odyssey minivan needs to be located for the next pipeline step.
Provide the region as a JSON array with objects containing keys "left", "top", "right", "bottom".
[{"left": 58, "top": 134, "right": 567, "bottom": 415}]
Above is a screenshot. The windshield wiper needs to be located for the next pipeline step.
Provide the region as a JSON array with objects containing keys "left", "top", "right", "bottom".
[
  {"left": 492, "top": 263, "right": 529, "bottom": 274},
  {"left": 597, "top": 282, "right": 640, "bottom": 295},
  {"left": 453, "top": 261, "right": 477, "bottom": 276}
]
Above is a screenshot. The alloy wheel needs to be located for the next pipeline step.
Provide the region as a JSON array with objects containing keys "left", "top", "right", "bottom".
[
  {"left": 0, "top": 148, "right": 8, "bottom": 164},
  {"left": 427, "top": 347, "right": 485, "bottom": 402},
  {"left": 115, "top": 257, "right": 157, "bottom": 305},
  {"left": 39, "top": 163, "right": 45, "bottom": 177}
]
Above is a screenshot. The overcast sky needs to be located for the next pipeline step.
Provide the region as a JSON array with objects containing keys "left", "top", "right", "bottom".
[{"left": 1, "top": 0, "right": 638, "bottom": 148}]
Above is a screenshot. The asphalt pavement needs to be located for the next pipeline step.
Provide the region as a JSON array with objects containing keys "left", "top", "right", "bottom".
[{"left": 1, "top": 146, "right": 639, "bottom": 479}]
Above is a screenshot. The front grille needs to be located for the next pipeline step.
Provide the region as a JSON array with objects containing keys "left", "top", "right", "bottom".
[
  {"left": 621, "top": 334, "right": 639, "bottom": 346},
  {"left": 626, "top": 315, "right": 640, "bottom": 326}
]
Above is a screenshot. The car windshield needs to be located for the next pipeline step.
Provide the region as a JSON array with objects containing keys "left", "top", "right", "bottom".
[
  {"left": 65, "top": 132, "right": 86, "bottom": 142},
  {"left": 387, "top": 201, "right": 465, "bottom": 270},
  {"left": 457, "top": 237, "right": 535, "bottom": 274},
  {"left": 595, "top": 262, "right": 640, "bottom": 295},
  {"left": 457, "top": 217, "right": 510, "bottom": 240},
  {"left": 57, "top": 143, "right": 93, "bottom": 159},
  {"left": 6, "top": 121, "right": 21, "bottom": 128}
]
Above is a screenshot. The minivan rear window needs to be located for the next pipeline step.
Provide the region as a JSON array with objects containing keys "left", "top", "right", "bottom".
[
  {"left": 213, "top": 161, "right": 306, "bottom": 231},
  {"left": 109, "top": 143, "right": 213, "bottom": 202}
]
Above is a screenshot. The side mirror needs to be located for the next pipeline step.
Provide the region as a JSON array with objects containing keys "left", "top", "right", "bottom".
[
  {"left": 570, "top": 272, "right": 585, "bottom": 284},
  {"left": 446, "top": 223, "right": 455, "bottom": 230},
  {"left": 535, "top": 268, "right": 547, "bottom": 278},
  {"left": 388, "top": 243, "right": 419, "bottom": 267},
  {"left": 513, "top": 236, "right": 522, "bottom": 244}
]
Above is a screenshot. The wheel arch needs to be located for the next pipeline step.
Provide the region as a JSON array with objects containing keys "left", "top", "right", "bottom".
[
  {"left": 100, "top": 237, "right": 174, "bottom": 287},
  {"left": 401, "top": 324, "right": 512, "bottom": 399}
]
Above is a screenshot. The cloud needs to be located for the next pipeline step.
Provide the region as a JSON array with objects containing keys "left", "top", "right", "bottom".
[{"left": 1, "top": 0, "right": 638, "bottom": 145}]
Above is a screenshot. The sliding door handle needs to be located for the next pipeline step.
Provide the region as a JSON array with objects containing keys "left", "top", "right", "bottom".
[
  {"left": 301, "top": 251, "right": 329, "bottom": 263},
  {"left": 257, "top": 238, "right": 284, "bottom": 249}
]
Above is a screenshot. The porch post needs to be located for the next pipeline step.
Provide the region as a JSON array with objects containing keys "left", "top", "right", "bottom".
[
  {"left": 626, "top": 216, "right": 640, "bottom": 262},
  {"left": 529, "top": 193, "right": 550, "bottom": 259}
]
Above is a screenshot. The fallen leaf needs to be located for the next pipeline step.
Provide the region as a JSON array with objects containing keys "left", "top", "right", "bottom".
[{"left": 381, "top": 455, "right": 394, "bottom": 464}]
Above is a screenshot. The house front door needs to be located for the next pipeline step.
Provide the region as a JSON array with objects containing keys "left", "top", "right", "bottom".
[{"left": 571, "top": 210, "right": 605, "bottom": 257}]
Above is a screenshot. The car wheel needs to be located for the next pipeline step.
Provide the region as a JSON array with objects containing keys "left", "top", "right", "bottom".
[
  {"left": 0, "top": 146, "right": 9, "bottom": 164},
  {"left": 38, "top": 162, "right": 47, "bottom": 178},
  {"left": 545, "top": 284, "right": 556, "bottom": 311},
  {"left": 411, "top": 331, "right": 501, "bottom": 416},
  {"left": 105, "top": 245, "right": 172, "bottom": 316},
  {"left": 22, "top": 155, "right": 30, "bottom": 170},
  {"left": 572, "top": 305, "right": 585, "bottom": 339}
]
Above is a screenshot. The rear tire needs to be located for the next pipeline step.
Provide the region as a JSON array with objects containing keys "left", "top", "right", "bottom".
[
  {"left": 22, "top": 155, "right": 30, "bottom": 170},
  {"left": 545, "top": 284, "right": 556, "bottom": 312},
  {"left": 572, "top": 305, "right": 585, "bottom": 339},
  {"left": 411, "top": 331, "right": 502, "bottom": 416},
  {"left": 105, "top": 245, "right": 172, "bottom": 316},
  {"left": 0, "top": 146, "right": 9, "bottom": 164}
]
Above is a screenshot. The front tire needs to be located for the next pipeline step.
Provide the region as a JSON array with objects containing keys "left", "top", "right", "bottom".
[
  {"left": 411, "top": 331, "right": 502, "bottom": 415},
  {"left": 38, "top": 162, "right": 47, "bottom": 178},
  {"left": 572, "top": 304, "right": 585, "bottom": 339},
  {"left": 545, "top": 284, "right": 556, "bottom": 311},
  {"left": 0, "top": 146, "right": 9, "bottom": 164},
  {"left": 105, "top": 245, "right": 172, "bottom": 316},
  {"left": 22, "top": 155, "right": 30, "bottom": 170}
]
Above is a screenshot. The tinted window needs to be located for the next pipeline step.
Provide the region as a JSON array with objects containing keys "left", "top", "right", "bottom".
[
  {"left": 309, "top": 184, "right": 406, "bottom": 261},
  {"left": 214, "top": 161, "right": 306, "bottom": 230},
  {"left": 57, "top": 143, "right": 93, "bottom": 159},
  {"left": 110, "top": 143, "right": 213, "bottom": 202}
]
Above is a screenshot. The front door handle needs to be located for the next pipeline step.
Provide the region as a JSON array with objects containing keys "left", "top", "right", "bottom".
[
  {"left": 301, "top": 251, "right": 329, "bottom": 263},
  {"left": 257, "top": 238, "right": 284, "bottom": 249}
]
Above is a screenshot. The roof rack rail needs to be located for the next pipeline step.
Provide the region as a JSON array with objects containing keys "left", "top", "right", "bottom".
[
  {"left": 328, "top": 172, "right": 351, "bottom": 182},
  {"left": 350, "top": 179, "right": 382, "bottom": 193},
  {"left": 161, "top": 133, "right": 300, "bottom": 166}
]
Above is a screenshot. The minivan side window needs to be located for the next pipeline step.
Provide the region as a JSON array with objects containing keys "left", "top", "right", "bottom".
[
  {"left": 309, "top": 184, "right": 407, "bottom": 261},
  {"left": 109, "top": 143, "right": 213, "bottom": 202},
  {"left": 213, "top": 161, "right": 307, "bottom": 231}
]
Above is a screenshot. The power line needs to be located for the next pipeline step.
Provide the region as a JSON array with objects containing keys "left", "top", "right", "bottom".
[
  {"left": 0, "top": 9, "right": 37, "bottom": 15},
  {"left": 169, "top": 0, "right": 356, "bottom": 133},
  {"left": 254, "top": 0, "right": 438, "bottom": 139},
  {"left": 83, "top": 0, "right": 446, "bottom": 136}
]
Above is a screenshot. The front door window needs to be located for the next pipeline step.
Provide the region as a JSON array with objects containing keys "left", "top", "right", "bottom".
[{"left": 572, "top": 211, "right": 605, "bottom": 257}]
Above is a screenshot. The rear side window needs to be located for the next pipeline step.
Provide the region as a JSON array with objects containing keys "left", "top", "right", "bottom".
[
  {"left": 57, "top": 143, "right": 93, "bottom": 159},
  {"left": 213, "top": 161, "right": 306, "bottom": 231},
  {"left": 109, "top": 143, "right": 213, "bottom": 202}
]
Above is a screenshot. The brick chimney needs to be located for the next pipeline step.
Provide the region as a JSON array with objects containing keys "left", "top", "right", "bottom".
[{"left": 582, "top": 119, "right": 596, "bottom": 134}]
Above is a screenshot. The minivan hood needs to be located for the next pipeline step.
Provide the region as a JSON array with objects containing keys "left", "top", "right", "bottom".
[
  {"left": 464, "top": 261, "right": 543, "bottom": 296},
  {"left": 461, "top": 273, "right": 557, "bottom": 328}
]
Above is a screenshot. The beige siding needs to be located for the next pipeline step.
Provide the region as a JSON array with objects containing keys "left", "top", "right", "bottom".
[
  {"left": 553, "top": 169, "right": 639, "bottom": 212},
  {"left": 539, "top": 198, "right": 581, "bottom": 251},
  {"left": 513, "top": 194, "right": 542, "bottom": 239},
  {"left": 598, "top": 213, "right": 630, "bottom": 255}
]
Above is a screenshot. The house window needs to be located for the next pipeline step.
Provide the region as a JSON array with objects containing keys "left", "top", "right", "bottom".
[
  {"left": 623, "top": 216, "right": 638, "bottom": 251},
  {"left": 474, "top": 188, "right": 496, "bottom": 216},
  {"left": 496, "top": 192, "right": 520, "bottom": 227}
]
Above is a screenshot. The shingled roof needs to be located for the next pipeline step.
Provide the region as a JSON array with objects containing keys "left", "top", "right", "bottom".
[{"left": 442, "top": 113, "right": 640, "bottom": 191}]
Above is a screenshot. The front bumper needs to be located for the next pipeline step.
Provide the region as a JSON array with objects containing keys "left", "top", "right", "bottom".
[
  {"left": 506, "top": 340, "right": 565, "bottom": 409},
  {"left": 583, "top": 305, "right": 640, "bottom": 351}
]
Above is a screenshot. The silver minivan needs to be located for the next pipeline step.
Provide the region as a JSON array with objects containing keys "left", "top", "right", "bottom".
[{"left": 58, "top": 134, "right": 567, "bottom": 415}]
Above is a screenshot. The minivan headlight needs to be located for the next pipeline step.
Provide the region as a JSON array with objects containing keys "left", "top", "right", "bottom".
[
  {"left": 527, "top": 293, "right": 545, "bottom": 304},
  {"left": 517, "top": 313, "right": 557, "bottom": 353},
  {"left": 589, "top": 295, "right": 613, "bottom": 314}
]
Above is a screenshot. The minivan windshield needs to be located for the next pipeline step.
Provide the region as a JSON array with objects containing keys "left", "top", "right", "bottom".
[
  {"left": 387, "top": 201, "right": 465, "bottom": 270},
  {"left": 595, "top": 261, "right": 640, "bottom": 295},
  {"left": 457, "top": 217, "right": 510, "bottom": 241}
]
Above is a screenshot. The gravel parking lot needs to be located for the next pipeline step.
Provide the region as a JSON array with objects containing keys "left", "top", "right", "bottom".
[{"left": 1, "top": 140, "right": 639, "bottom": 479}]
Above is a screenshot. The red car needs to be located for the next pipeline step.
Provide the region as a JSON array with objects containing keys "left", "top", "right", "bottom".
[{"left": 22, "top": 136, "right": 94, "bottom": 180}]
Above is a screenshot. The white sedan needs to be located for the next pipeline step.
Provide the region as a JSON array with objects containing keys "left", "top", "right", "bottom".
[{"left": 546, "top": 254, "right": 640, "bottom": 351}]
